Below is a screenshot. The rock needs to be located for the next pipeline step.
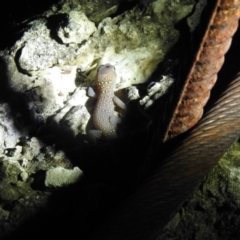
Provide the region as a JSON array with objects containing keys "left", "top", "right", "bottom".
[
  {"left": 45, "top": 166, "right": 83, "bottom": 187},
  {"left": 58, "top": 11, "right": 97, "bottom": 44}
]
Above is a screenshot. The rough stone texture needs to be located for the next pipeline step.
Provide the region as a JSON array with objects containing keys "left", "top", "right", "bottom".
[
  {"left": 0, "top": 0, "right": 195, "bottom": 149},
  {"left": 126, "top": 86, "right": 140, "bottom": 101},
  {"left": 45, "top": 166, "right": 83, "bottom": 187},
  {"left": 58, "top": 11, "right": 97, "bottom": 44},
  {"left": 157, "top": 141, "right": 240, "bottom": 240},
  {"left": 140, "top": 75, "right": 174, "bottom": 108},
  {"left": 19, "top": 35, "right": 68, "bottom": 71},
  {"left": 0, "top": 104, "right": 22, "bottom": 151},
  {"left": 1, "top": 0, "right": 239, "bottom": 240}
]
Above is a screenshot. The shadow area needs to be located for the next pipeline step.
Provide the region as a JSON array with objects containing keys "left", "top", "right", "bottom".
[
  {"left": 2, "top": 5, "right": 240, "bottom": 239},
  {"left": 0, "top": 53, "right": 157, "bottom": 240}
]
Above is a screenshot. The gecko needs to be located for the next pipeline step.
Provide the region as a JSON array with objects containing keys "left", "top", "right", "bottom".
[{"left": 88, "top": 63, "right": 126, "bottom": 142}]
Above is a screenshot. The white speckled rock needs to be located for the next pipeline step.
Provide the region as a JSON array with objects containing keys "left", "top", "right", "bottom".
[
  {"left": 45, "top": 166, "right": 83, "bottom": 187},
  {"left": 58, "top": 11, "right": 97, "bottom": 44},
  {"left": 0, "top": 104, "right": 22, "bottom": 151},
  {"left": 60, "top": 105, "right": 90, "bottom": 135},
  {"left": 0, "top": 0, "right": 195, "bottom": 143},
  {"left": 140, "top": 75, "right": 174, "bottom": 108}
]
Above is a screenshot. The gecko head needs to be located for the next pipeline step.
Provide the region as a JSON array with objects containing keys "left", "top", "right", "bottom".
[{"left": 96, "top": 63, "right": 117, "bottom": 90}]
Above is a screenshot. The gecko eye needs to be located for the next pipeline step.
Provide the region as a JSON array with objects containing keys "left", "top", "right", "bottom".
[{"left": 105, "top": 64, "right": 116, "bottom": 70}]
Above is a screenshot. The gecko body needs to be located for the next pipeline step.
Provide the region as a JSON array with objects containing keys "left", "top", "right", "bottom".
[{"left": 88, "top": 64, "right": 126, "bottom": 141}]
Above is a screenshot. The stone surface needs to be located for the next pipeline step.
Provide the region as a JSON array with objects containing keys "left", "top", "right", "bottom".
[
  {"left": 45, "top": 166, "right": 83, "bottom": 187},
  {"left": 58, "top": 11, "right": 97, "bottom": 44},
  {"left": 1, "top": 1, "right": 238, "bottom": 240}
]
